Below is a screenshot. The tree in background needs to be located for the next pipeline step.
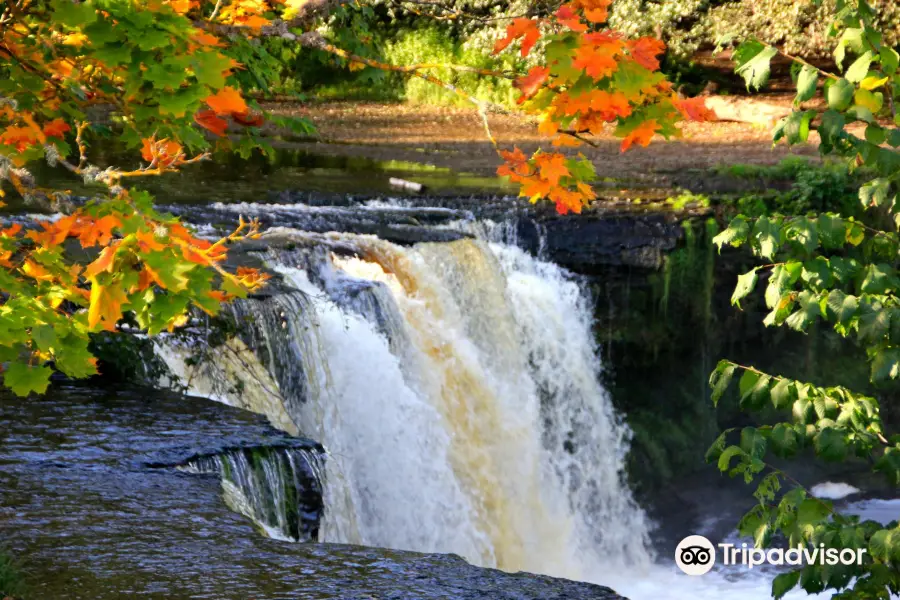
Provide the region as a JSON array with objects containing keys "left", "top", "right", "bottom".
[{"left": 707, "top": 1, "right": 900, "bottom": 597}]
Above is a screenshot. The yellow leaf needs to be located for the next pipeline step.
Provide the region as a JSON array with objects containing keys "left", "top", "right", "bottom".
[
  {"left": 861, "top": 76, "right": 889, "bottom": 91},
  {"left": 88, "top": 280, "right": 127, "bottom": 331}
]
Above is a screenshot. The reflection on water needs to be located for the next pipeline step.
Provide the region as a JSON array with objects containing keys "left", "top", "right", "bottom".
[{"left": 13, "top": 146, "right": 513, "bottom": 210}]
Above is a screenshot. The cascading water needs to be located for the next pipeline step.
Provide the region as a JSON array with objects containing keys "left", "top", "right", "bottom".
[
  {"left": 180, "top": 446, "right": 325, "bottom": 542},
  {"left": 158, "top": 228, "right": 651, "bottom": 576}
]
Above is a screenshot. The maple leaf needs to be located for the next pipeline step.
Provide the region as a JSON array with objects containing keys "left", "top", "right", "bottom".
[
  {"left": 205, "top": 86, "right": 248, "bottom": 116},
  {"left": 627, "top": 37, "right": 666, "bottom": 71},
  {"left": 550, "top": 187, "right": 585, "bottom": 214},
  {"left": 620, "top": 119, "right": 660, "bottom": 152},
  {"left": 84, "top": 244, "right": 119, "bottom": 279},
  {"left": 498, "top": 147, "right": 532, "bottom": 178},
  {"left": 42, "top": 118, "right": 70, "bottom": 139},
  {"left": 0, "top": 126, "right": 41, "bottom": 152},
  {"left": 192, "top": 30, "right": 224, "bottom": 47},
  {"left": 78, "top": 215, "right": 118, "bottom": 248},
  {"left": 555, "top": 5, "right": 587, "bottom": 32},
  {"left": 88, "top": 280, "right": 128, "bottom": 331},
  {"left": 571, "top": 0, "right": 612, "bottom": 23},
  {"left": 535, "top": 153, "right": 570, "bottom": 187},
  {"left": 589, "top": 90, "right": 632, "bottom": 121},
  {"left": 194, "top": 109, "right": 229, "bottom": 136},
  {"left": 515, "top": 66, "right": 551, "bottom": 103},
  {"left": 493, "top": 18, "right": 541, "bottom": 57},
  {"left": 572, "top": 42, "right": 619, "bottom": 80},
  {"left": 140, "top": 137, "right": 183, "bottom": 167},
  {"left": 22, "top": 259, "right": 53, "bottom": 282},
  {"left": 673, "top": 96, "right": 717, "bottom": 122}
]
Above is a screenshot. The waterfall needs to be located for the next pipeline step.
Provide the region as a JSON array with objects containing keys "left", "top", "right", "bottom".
[
  {"left": 180, "top": 446, "right": 325, "bottom": 542},
  {"left": 158, "top": 228, "right": 653, "bottom": 581}
]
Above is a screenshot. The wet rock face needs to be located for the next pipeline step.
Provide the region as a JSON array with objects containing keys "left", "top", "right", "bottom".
[{"left": 514, "top": 213, "right": 681, "bottom": 271}]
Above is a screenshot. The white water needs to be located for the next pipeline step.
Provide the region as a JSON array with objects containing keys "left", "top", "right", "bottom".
[{"left": 158, "top": 228, "right": 883, "bottom": 599}]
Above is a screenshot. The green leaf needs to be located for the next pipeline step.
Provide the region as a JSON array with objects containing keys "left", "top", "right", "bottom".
[
  {"left": 881, "top": 46, "right": 900, "bottom": 75},
  {"left": 869, "top": 529, "right": 891, "bottom": 561},
  {"left": 712, "top": 216, "right": 750, "bottom": 250},
  {"left": 827, "top": 290, "right": 858, "bottom": 330},
  {"left": 4, "top": 362, "right": 52, "bottom": 397},
  {"left": 780, "top": 110, "right": 816, "bottom": 144},
  {"left": 766, "top": 263, "right": 801, "bottom": 308},
  {"left": 795, "top": 65, "right": 818, "bottom": 103},
  {"left": 871, "top": 347, "right": 900, "bottom": 383},
  {"left": 741, "top": 426, "right": 767, "bottom": 459},
  {"left": 710, "top": 361, "right": 737, "bottom": 407},
  {"left": 751, "top": 217, "right": 780, "bottom": 260},
  {"left": 785, "top": 291, "right": 824, "bottom": 332},
  {"left": 717, "top": 445, "right": 745, "bottom": 472},
  {"left": 815, "top": 428, "right": 848, "bottom": 461},
  {"left": 860, "top": 263, "right": 897, "bottom": 294},
  {"left": 705, "top": 428, "right": 733, "bottom": 463},
  {"left": 734, "top": 41, "right": 778, "bottom": 90},
  {"left": 52, "top": 0, "right": 98, "bottom": 27},
  {"left": 834, "top": 28, "right": 864, "bottom": 69},
  {"left": 827, "top": 78, "right": 855, "bottom": 111},
  {"left": 772, "top": 571, "right": 800, "bottom": 600},
  {"left": 846, "top": 50, "right": 874, "bottom": 83},
  {"left": 818, "top": 110, "right": 846, "bottom": 149},
  {"left": 858, "top": 303, "right": 891, "bottom": 343},
  {"left": 771, "top": 423, "right": 799, "bottom": 457},
  {"left": 860, "top": 178, "right": 893, "bottom": 208},
  {"left": 857, "top": 89, "right": 885, "bottom": 114},
  {"left": 32, "top": 325, "right": 57, "bottom": 353},
  {"left": 771, "top": 379, "right": 797, "bottom": 410},
  {"left": 797, "top": 497, "right": 831, "bottom": 527},
  {"left": 54, "top": 334, "right": 99, "bottom": 379},
  {"left": 732, "top": 268, "right": 759, "bottom": 308}
]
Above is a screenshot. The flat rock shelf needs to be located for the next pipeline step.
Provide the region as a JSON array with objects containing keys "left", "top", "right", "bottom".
[{"left": 0, "top": 385, "right": 626, "bottom": 600}]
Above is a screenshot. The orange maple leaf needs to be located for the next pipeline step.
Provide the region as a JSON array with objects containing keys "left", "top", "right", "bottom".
[
  {"left": 620, "top": 119, "right": 661, "bottom": 152},
  {"left": 493, "top": 18, "right": 541, "bottom": 57},
  {"left": 140, "top": 137, "right": 183, "bottom": 167},
  {"left": 497, "top": 147, "right": 532, "bottom": 178},
  {"left": 535, "top": 153, "right": 570, "bottom": 187},
  {"left": 78, "top": 214, "right": 118, "bottom": 248},
  {"left": 205, "top": 86, "right": 248, "bottom": 116},
  {"left": 194, "top": 109, "right": 229, "bottom": 136},
  {"left": 515, "top": 66, "right": 551, "bottom": 103},
  {"left": 520, "top": 177, "right": 553, "bottom": 200},
  {"left": 42, "top": 118, "right": 70, "bottom": 139},
  {"left": 627, "top": 37, "right": 666, "bottom": 71},
  {"left": 555, "top": 4, "right": 587, "bottom": 31},
  {"left": 570, "top": 0, "right": 612, "bottom": 23},
  {"left": 572, "top": 42, "right": 619, "bottom": 80},
  {"left": 192, "top": 30, "right": 225, "bottom": 47}
]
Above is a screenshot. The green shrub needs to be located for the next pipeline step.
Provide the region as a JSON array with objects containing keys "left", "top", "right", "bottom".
[{"left": 381, "top": 26, "right": 520, "bottom": 106}]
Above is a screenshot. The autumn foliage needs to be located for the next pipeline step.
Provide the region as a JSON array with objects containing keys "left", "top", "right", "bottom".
[
  {"left": 492, "top": 0, "right": 715, "bottom": 214},
  {"left": 0, "top": 0, "right": 703, "bottom": 395}
]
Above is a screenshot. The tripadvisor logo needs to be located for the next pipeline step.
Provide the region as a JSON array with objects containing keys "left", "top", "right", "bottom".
[{"left": 675, "top": 535, "right": 867, "bottom": 576}]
